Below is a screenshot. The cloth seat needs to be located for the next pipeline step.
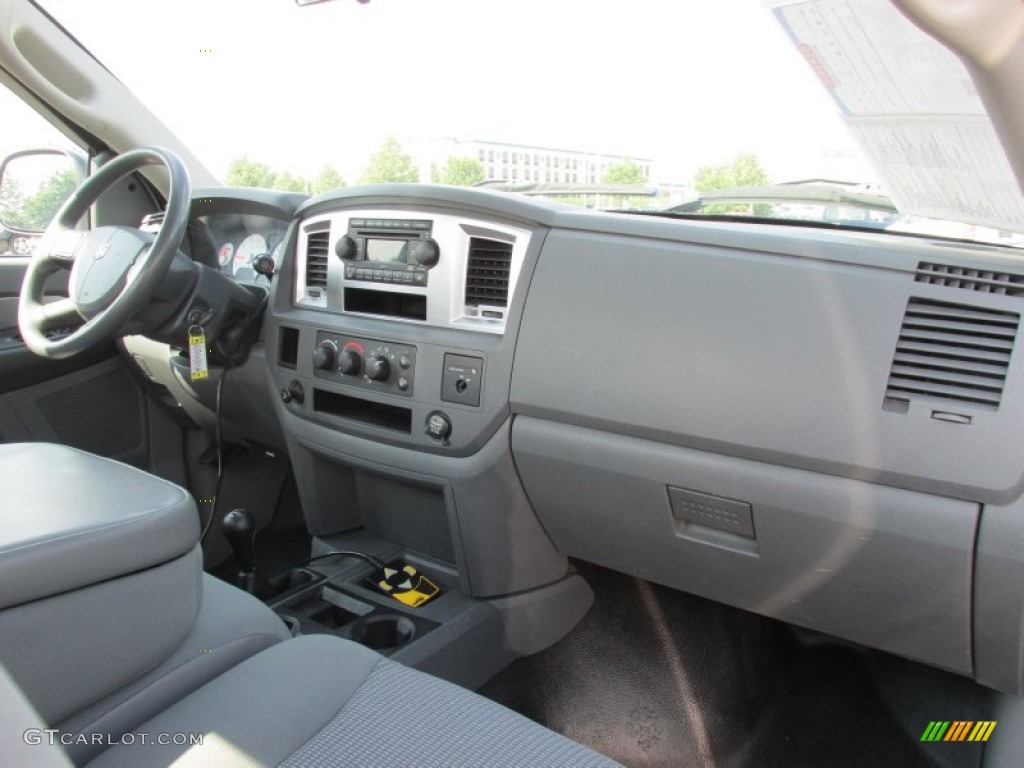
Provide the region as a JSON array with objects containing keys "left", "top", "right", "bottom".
[{"left": 84, "top": 634, "right": 620, "bottom": 767}]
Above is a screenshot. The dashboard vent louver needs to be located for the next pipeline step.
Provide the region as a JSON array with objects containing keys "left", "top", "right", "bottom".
[
  {"left": 465, "top": 238, "right": 513, "bottom": 308},
  {"left": 884, "top": 298, "right": 1019, "bottom": 412},
  {"left": 916, "top": 261, "right": 1024, "bottom": 296},
  {"left": 305, "top": 231, "right": 330, "bottom": 288}
]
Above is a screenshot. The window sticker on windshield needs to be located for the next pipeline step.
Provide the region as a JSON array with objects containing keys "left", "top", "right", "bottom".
[{"left": 770, "top": 0, "right": 1024, "bottom": 230}]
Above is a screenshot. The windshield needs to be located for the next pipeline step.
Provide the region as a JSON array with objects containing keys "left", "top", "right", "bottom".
[{"left": 37, "top": 0, "right": 1024, "bottom": 248}]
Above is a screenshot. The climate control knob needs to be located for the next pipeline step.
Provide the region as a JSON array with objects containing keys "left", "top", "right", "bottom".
[
  {"left": 409, "top": 239, "right": 440, "bottom": 268},
  {"left": 338, "top": 348, "right": 362, "bottom": 376},
  {"left": 366, "top": 355, "right": 391, "bottom": 382},
  {"left": 313, "top": 342, "right": 336, "bottom": 371}
]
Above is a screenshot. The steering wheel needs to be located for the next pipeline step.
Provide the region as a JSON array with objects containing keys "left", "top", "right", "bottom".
[{"left": 18, "top": 147, "right": 191, "bottom": 359}]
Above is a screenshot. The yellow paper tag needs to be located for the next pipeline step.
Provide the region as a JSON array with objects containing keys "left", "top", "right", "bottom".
[{"left": 189, "top": 329, "right": 209, "bottom": 381}]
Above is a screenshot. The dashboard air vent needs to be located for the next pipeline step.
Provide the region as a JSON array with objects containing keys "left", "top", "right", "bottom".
[
  {"left": 465, "top": 238, "right": 513, "bottom": 308},
  {"left": 305, "top": 231, "right": 330, "bottom": 288},
  {"left": 885, "top": 298, "right": 1018, "bottom": 412},
  {"left": 916, "top": 262, "right": 1024, "bottom": 297}
]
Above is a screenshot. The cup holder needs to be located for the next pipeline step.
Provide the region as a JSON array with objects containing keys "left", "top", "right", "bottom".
[
  {"left": 267, "top": 568, "right": 323, "bottom": 606},
  {"left": 349, "top": 615, "right": 416, "bottom": 651}
]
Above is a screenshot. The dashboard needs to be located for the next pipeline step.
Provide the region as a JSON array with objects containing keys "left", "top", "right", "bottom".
[
  {"left": 127, "top": 183, "right": 1024, "bottom": 700},
  {"left": 188, "top": 212, "right": 288, "bottom": 286}
]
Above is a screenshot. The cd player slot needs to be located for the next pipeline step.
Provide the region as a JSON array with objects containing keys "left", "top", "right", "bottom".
[
  {"left": 313, "top": 389, "right": 412, "bottom": 433},
  {"left": 345, "top": 288, "right": 427, "bottom": 321}
]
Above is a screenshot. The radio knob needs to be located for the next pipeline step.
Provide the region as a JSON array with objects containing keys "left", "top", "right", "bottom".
[
  {"left": 409, "top": 238, "right": 440, "bottom": 268},
  {"left": 339, "top": 348, "right": 362, "bottom": 376},
  {"left": 335, "top": 235, "right": 357, "bottom": 260},
  {"left": 313, "top": 342, "right": 336, "bottom": 371},
  {"left": 366, "top": 355, "right": 391, "bottom": 382}
]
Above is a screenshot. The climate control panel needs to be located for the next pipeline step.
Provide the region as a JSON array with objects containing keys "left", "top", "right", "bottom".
[{"left": 313, "top": 331, "right": 417, "bottom": 397}]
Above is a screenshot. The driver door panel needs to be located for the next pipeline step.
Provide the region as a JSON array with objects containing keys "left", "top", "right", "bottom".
[
  {"left": 0, "top": 254, "right": 145, "bottom": 464},
  {"left": 0, "top": 255, "right": 117, "bottom": 393}
]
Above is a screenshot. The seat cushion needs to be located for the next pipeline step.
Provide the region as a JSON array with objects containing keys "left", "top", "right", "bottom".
[
  {"left": 86, "top": 634, "right": 619, "bottom": 768},
  {"left": 58, "top": 574, "right": 291, "bottom": 765},
  {"left": 0, "top": 665, "right": 72, "bottom": 768},
  {"left": 0, "top": 442, "right": 198, "bottom": 609}
]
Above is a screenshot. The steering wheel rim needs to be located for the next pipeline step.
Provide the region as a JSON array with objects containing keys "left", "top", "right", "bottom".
[{"left": 17, "top": 146, "right": 191, "bottom": 359}]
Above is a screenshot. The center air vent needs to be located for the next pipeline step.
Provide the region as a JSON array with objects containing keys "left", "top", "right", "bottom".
[
  {"left": 465, "top": 238, "right": 513, "bottom": 308},
  {"left": 305, "top": 231, "right": 330, "bottom": 288},
  {"left": 916, "top": 262, "right": 1024, "bottom": 296},
  {"left": 885, "top": 298, "right": 1019, "bottom": 412}
]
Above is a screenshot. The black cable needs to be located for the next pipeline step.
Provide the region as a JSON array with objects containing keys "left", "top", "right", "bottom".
[
  {"left": 299, "top": 551, "right": 387, "bottom": 571},
  {"left": 196, "top": 290, "right": 269, "bottom": 542},
  {"left": 199, "top": 365, "right": 230, "bottom": 543}
]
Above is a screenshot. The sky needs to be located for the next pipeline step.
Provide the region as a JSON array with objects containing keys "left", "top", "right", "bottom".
[{"left": 23, "top": 0, "right": 873, "bottom": 186}]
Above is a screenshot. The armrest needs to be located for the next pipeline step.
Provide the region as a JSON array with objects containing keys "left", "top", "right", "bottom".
[{"left": 0, "top": 443, "right": 198, "bottom": 609}]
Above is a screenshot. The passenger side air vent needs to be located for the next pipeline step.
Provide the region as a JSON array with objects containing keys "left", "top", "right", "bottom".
[
  {"left": 305, "top": 231, "right": 330, "bottom": 288},
  {"left": 884, "top": 298, "right": 1019, "bottom": 412},
  {"left": 465, "top": 238, "right": 513, "bottom": 309},
  {"left": 916, "top": 262, "right": 1024, "bottom": 296}
]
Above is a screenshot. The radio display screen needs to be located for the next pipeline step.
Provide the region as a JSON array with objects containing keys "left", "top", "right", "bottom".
[{"left": 365, "top": 238, "right": 408, "bottom": 263}]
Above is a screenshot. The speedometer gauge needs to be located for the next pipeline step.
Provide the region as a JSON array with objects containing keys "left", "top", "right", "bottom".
[
  {"left": 233, "top": 234, "right": 268, "bottom": 278},
  {"left": 218, "top": 243, "right": 234, "bottom": 267}
]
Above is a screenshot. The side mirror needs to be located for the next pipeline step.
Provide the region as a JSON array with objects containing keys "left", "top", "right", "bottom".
[{"left": 0, "top": 150, "right": 87, "bottom": 247}]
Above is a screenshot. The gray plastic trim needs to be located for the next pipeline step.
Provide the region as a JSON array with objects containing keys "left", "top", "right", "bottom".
[
  {"left": 282, "top": 417, "right": 567, "bottom": 599},
  {"left": 294, "top": 208, "right": 532, "bottom": 335},
  {"left": 512, "top": 416, "right": 977, "bottom": 674},
  {"left": 974, "top": 495, "right": 1024, "bottom": 693},
  {"left": 511, "top": 227, "right": 1024, "bottom": 503},
  {"left": 305, "top": 530, "right": 592, "bottom": 690}
]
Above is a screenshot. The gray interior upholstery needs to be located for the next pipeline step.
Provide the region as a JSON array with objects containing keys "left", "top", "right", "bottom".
[
  {"left": 0, "top": 442, "right": 198, "bottom": 609},
  {"left": 85, "top": 635, "right": 388, "bottom": 768},
  {"left": 58, "top": 574, "right": 291, "bottom": 766},
  {"left": 0, "top": 547, "right": 203, "bottom": 725},
  {"left": 0, "top": 665, "right": 72, "bottom": 768},
  {"left": 0, "top": 442, "right": 296, "bottom": 754},
  {"left": 86, "top": 634, "right": 620, "bottom": 768},
  {"left": 279, "top": 656, "right": 619, "bottom": 768}
]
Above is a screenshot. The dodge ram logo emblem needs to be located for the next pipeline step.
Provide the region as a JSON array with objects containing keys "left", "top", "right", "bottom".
[{"left": 95, "top": 242, "right": 110, "bottom": 260}]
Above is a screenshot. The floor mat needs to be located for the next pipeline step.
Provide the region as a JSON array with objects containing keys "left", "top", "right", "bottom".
[{"left": 479, "top": 562, "right": 991, "bottom": 768}]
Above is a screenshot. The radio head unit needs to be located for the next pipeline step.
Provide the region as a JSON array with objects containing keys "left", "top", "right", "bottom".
[{"left": 337, "top": 218, "right": 440, "bottom": 286}]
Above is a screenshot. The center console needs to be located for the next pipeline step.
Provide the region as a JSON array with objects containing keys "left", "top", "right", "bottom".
[{"left": 265, "top": 187, "right": 592, "bottom": 688}]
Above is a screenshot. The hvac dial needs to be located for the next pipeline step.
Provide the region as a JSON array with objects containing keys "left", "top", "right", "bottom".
[{"left": 365, "top": 345, "right": 396, "bottom": 383}]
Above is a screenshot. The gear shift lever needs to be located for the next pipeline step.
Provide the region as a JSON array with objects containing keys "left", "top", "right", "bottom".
[{"left": 221, "top": 508, "right": 268, "bottom": 597}]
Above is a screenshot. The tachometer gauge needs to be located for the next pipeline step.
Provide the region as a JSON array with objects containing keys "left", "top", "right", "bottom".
[
  {"left": 234, "top": 234, "right": 268, "bottom": 279},
  {"left": 218, "top": 243, "right": 234, "bottom": 267}
]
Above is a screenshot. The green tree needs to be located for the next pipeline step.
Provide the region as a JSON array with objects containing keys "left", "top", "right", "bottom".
[
  {"left": 270, "top": 171, "right": 307, "bottom": 193},
  {"left": 602, "top": 161, "right": 646, "bottom": 185},
  {"left": 0, "top": 176, "right": 29, "bottom": 230},
  {"left": 693, "top": 152, "right": 771, "bottom": 215},
  {"left": 225, "top": 156, "right": 276, "bottom": 189},
  {"left": 310, "top": 164, "right": 346, "bottom": 195},
  {"left": 358, "top": 137, "right": 419, "bottom": 184},
  {"left": 1, "top": 170, "right": 77, "bottom": 231},
  {"left": 224, "top": 157, "right": 297, "bottom": 191},
  {"left": 434, "top": 156, "right": 485, "bottom": 187},
  {"left": 22, "top": 168, "right": 78, "bottom": 230}
]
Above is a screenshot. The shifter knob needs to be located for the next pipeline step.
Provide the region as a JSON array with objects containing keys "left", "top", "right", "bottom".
[{"left": 222, "top": 508, "right": 257, "bottom": 574}]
